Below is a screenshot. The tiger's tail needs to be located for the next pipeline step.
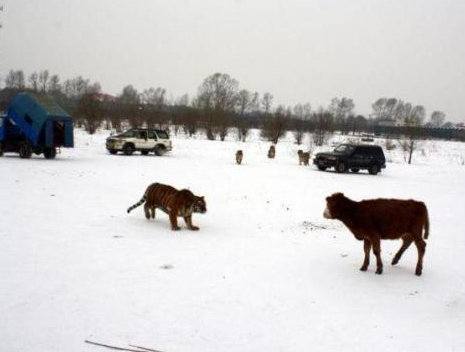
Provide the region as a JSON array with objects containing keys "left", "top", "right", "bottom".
[{"left": 127, "top": 195, "right": 147, "bottom": 214}]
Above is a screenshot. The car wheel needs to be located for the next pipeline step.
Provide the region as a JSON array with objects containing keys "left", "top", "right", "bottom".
[
  {"left": 43, "top": 147, "right": 57, "bottom": 159},
  {"left": 141, "top": 150, "right": 149, "bottom": 156},
  {"left": 109, "top": 150, "right": 118, "bottom": 155},
  {"left": 336, "top": 162, "right": 346, "bottom": 173},
  {"left": 19, "top": 143, "right": 32, "bottom": 159},
  {"left": 0, "top": 143, "right": 4, "bottom": 157},
  {"left": 369, "top": 164, "right": 379, "bottom": 175},
  {"left": 317, "top": 165, "right": 327, "bottom": 171},
  {"left": 123, "top": 144, "right": 134, "bottom": 156},
  {"left": 154, "top": 146, "right": 165, "bottom": 156},
  {"left": 350, "top": 168, "right": 360, "bottom": 173}
]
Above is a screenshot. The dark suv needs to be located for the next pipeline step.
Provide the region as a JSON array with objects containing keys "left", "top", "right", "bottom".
[{"left": 313, "top": 144, "right": 386, "bottom": 175}]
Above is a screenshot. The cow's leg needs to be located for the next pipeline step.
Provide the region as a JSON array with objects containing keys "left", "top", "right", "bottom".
[
  {"left": 392, "top": 234, "right": 413, "bottom": 265},
  {"left": 372, "top": 236, "right": 383, "bottom": 274},
  {"left": 360, "top": 239, "right": 371, "bottom": 271},
  {"left": 414, "top": 237, "right": 426, "bottom": 276},
  {"left": 184, "top": 215, "right": 199, "bottom": 231}
]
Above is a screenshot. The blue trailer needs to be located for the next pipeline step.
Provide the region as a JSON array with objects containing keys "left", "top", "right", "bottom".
[{"left": 0, "top": 93, "right": 73, "bottom": 159}]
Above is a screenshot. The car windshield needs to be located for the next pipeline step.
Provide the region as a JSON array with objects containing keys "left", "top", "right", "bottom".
[
  {"left": 334, "top": 145, "right": 354, "bottom": 153},
  {"left": 119, "top": 130, "right": 136, "bottom": 138}
]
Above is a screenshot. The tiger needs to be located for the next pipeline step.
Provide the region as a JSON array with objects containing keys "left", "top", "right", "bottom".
[
  {"left": 297, "top": 150, "right": 304, "bottom": 164},
  {"left": 268, "top": 145, "right": 276, "bottom": 159},
  {"left": 236, "top": 150, "right": 243, "bottom": 165},
  {"left": 302, "top": 152, "right": 310, "bottom": 165},
  {"left": 297, "top": 150, "right": 310, "bottom": 165},
  {"left": 127, "top": 183, "right": 207, "bottom": 231}
]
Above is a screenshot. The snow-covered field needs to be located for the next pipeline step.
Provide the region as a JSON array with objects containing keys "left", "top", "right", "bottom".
[{"left": 1, "top": 129, "right": 465, "bottom": 352}]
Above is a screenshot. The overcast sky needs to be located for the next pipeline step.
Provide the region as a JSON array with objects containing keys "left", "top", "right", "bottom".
[{"left": 1, "top": 0, "right": 464, "bottom": 121}]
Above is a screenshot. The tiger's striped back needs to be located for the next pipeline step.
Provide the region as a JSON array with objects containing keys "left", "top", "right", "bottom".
[{"left": 127, "top": 182, "right": 207, "bottom": 231}]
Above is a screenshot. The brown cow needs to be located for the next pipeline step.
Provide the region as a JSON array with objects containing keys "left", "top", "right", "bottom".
[{"left": 323, "top": 193, "right": 429, "bottom": 276}]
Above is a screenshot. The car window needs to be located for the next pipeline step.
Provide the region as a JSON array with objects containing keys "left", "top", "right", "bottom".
[
  {"left": 156, "top": 130, "right": 169, "bottom": 139},
  {"left": 334, "top": 145, "right": 353, "bottom": 153},
  {"left": 121, "top": 130, "right": 135, "bottom": 138},
  {"left": 148, "top": 131, "right": 157, "bottom": 139}
]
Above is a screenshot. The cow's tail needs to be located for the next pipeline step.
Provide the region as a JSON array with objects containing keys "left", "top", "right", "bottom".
[
  {"left": 423, "top": 205, "right": 430, "bottom": 239},
  {"left": 127, "top": 195, "right": 147, "bottom": 214}
]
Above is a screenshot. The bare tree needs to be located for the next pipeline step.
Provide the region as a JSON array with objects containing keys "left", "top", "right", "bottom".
[
  {"left": 48, "top": 74, "right": 61, "bottom": 94},
  {"left": 77, "top": 83, "right": 104, "bottom": 134},
  {"left": 38, "top": 70, "right": 50, "bottom": 91},
  {"left": 196, "top": 72, "right": 239, "bottom": 141},
  {"left": 141, "top": 87, "right": 166, "bottom": 110},
  {"left": 429, "top": 111, "right": 446, "bottom": 127},
  {"left": 235, "top": 89, "right": 257, "bottom": 141},
  {"left": 175, "top": 93, "right": 189, "bottom": 106},
  {"left": 311, "top": 108, "right": 334, "bottom": 146},
  {"left": 5, "top": 69, "right": 25, "bottom": 90},
  {"left": 399, "top": 104, "right": 426, "bottom": 164},
  {"left": 62, "top": 76, "right": 91, "bottom": 98},
  {"left": 329, "top": 97, "right": 355, "bottom": 134},
  {"left": 261, "top": 92, "right": 273, "bottom": 115},
  {"left": 118, "top": 85, "right": 141, "bottom": 127},
  {"left": 293, "top": 102, "right": 311, "bottom": 145},
  {"left": 261, "top": 105, "right": 289, "bottom": 144},
  {"left": 28, "top": 72, "right": 39, "bottom": 92},
  {"left": 371, "top": 97, "right": 398, "bottom": 122}
]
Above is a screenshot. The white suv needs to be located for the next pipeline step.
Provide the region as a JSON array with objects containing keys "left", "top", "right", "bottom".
[{"left": 106, "top": 128, "right": 172, "bottom": 156}]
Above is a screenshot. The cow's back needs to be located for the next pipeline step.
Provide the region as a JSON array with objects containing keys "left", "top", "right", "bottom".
[{"left": 357, "top": 198, "right": 427, "bottom": 239}]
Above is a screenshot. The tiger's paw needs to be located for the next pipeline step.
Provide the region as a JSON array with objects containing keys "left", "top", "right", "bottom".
[
  {"left": 171, "top": 226, "right": 181, "bottom": 231},
  {"left": 190, "top": 226, "right": 200, "bottom": 231}
]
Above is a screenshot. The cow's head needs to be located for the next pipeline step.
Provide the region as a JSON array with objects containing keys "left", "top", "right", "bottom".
[{"left": 324, "top": 192, "right": 347, "bottom": 219}]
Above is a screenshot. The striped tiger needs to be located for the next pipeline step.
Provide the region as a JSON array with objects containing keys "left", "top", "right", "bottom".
[
  {"left": 127, "top": 183, "right": 207, "bottom": 231},
  {"left": 236, "top": 150, "right": 243, "bottom": 165},
  {"left": 298, "top": 150, "right": 310, "bottom": 165},
  {"left": 268, "top": 145, "right": 276, "bottom": 159}
]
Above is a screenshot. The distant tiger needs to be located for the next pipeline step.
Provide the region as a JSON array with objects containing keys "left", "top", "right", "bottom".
[
  {"left": 127, "top": 183, "right": 207, "bottom": 231},
  {"left": 236, "top": 150, "right": 243, "bottom": 165},
  {"left": 268, "top": 145, "right": 276, "bottom": 159},
  {"left": 298, "top": 150, "right": 310, "bottom": 166}
]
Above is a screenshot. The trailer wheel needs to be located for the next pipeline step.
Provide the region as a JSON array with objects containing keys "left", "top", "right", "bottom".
[
  {"left": 44, "top": 147, "right": 57, "bottom": 159},
  {"left": 19, "top": 143, "right": 32, "bottom": 159}
]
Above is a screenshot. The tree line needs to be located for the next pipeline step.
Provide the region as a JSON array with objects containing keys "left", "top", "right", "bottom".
[{"left": 1, "top": 69, "right": 462, "bottom": 145}]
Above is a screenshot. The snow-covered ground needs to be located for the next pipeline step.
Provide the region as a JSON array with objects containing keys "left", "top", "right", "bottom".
[{"left": 1, "top": 129, "right": 464, "bottom": 352}]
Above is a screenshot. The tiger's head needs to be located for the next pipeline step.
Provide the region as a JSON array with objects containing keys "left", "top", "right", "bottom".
[{"left": 193, "top": 196, "right": 207, "bottom": 214}]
